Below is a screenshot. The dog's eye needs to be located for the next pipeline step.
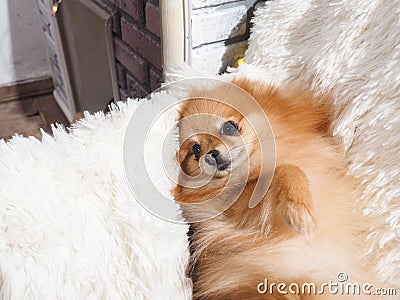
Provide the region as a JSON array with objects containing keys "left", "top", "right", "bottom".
[
  {"left": 220, "top": 121, "right": 239, "bottom": 136},
  {"left": 192, "top": 144, "right": 201, "bottom": 159}
]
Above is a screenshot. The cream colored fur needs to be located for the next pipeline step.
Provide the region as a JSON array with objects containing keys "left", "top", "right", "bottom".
[
  {"left": 0, "top": 96, "right": 192, "bottom": 299},
  {"left": 241, "top": 0, "right": 400, "bottom": 287}
]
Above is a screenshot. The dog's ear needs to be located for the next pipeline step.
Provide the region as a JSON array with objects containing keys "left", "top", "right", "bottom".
[{"left": 270, "top": 164, "right": 316, "bottom": 237}]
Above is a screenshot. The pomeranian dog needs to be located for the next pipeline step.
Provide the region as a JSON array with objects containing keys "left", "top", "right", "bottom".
[{"left": 173, "top": 77, "right": 387, "bottom": 299}]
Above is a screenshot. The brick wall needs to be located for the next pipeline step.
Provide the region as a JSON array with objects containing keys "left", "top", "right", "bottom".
[
  {"left": 95, "top": 0, "right": 162, "bottom": 100},
  {"left": 90, "top": 0, "right": 261, "bottom": 99}
]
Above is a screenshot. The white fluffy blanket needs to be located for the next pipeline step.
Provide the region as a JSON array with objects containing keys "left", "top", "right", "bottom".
[
  {"left": 0, "top": 96, "right": 192, "bottom": 299},
  {"left": 242, "top": 0, "right": 400, "bottom": 285}
]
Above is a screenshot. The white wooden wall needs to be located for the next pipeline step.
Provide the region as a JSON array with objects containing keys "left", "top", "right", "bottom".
[{"left": 190, "top": 0, "right": 259, "bottom": 74}]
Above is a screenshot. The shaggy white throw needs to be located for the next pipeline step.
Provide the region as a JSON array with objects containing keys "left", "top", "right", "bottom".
[
  {"left": 242, "top": 0, "right": 400, "bottom": 286},
  {"left": 0, "top": 95, "right": 192, "bottom": 299}
]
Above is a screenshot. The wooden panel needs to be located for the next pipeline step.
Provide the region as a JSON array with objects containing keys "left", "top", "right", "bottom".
[
  {"left": 0, "top": 99, "right": 45, "bottom": 139},
  {"left": 35, "top": 94, "right": 69, "bottom": 126},
  {"left": 0, "top": 93, "right": 69, "bottom": 140},
  {"left": 0, "top": 99, "right": 41, "bottom": 121},
  {"left": 0, "top": 76, "right": 54, "bottom": 104}
]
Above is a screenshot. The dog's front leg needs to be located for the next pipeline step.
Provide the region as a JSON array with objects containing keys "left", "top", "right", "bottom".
[{"left": 269, "top": 165, "right": 316, "bottom": 237}]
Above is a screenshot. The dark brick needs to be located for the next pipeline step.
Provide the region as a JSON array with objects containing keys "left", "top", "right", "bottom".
[
  {"left": 149, "top": 67, "right": 162, "bottom": 91},
  {"left": 109, "top": 0, "right": 144, "bottom": 23},
  {"left": 121, "top": 17, "right": 162, "bottom": 69},
  {"left": 126, "top": 73, "right": 150, "bottom": 99},
  {"left": 145, "top": 0, "right": 160, "bottom": 37},
  {"left": 116, "top": 62, "right": 127, "bottom": 90},
  {"left": 114, "top": 38, "right": 148, "bottom": 83}
]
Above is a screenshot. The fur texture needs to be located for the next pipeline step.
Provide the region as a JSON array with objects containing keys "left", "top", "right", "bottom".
[
  {"left": 242, "top": 0, "right": 400, "bottom": 286},
  {"left": 0, "top": 96, "right": 192, "bottom": 299},
  {"left": 175, "top": 78, "right": 385, "bottom": 299}
]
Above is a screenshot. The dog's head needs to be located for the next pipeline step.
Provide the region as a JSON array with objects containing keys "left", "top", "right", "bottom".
[{"left": 176, "top": 97, "right": 262, "bottom": 185}]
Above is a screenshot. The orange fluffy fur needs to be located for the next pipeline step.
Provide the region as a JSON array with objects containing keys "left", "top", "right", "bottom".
[{"left": 174, "top": 78, "right": 383, "bottom": 299}]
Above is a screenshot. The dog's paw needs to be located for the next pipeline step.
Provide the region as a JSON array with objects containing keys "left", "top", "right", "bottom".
[
  {"left": 284, "top": 201, "right": 316, "bottom": 237},
  {"left": 273, "top": 165, "right": 316, "bottom": 237}
]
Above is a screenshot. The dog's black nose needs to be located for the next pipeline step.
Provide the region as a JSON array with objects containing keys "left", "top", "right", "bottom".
[
  {"left": 205, "top": 150, "right": 230, "bottom": 171},
  {"left": 207, "top": 150, "right": 220, "bottom": 158},
  {"left": 205, "top": 150, "right": 219, "bottom": 166}
]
